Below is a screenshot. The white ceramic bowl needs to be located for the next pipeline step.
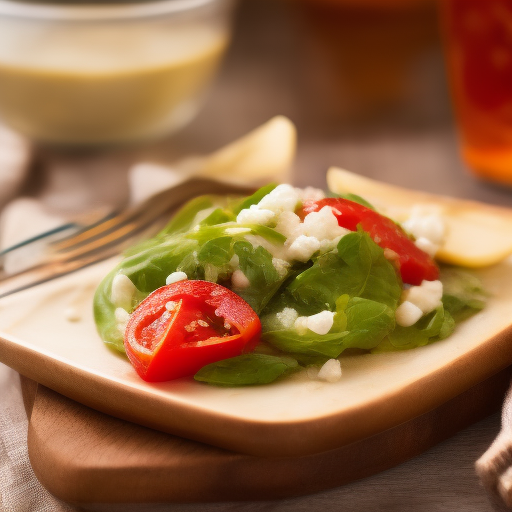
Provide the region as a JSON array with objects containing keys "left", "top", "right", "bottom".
[{"left": 0, "top": 0, "right": 235, "bottom": 146}]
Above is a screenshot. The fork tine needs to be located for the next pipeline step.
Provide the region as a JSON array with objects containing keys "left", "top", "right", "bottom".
[
  {"left": 0, "top": 178, "right": 255, "bottom": 298},
  {"left": 0, "top": 222, "right": 77, "bottom": 257},
  {"left": 52, "top": 178, "right": 254, "bottom": 258}
]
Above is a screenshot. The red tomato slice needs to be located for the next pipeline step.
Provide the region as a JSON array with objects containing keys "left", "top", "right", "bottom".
[
  {"left": 124, "top": 280, "right": 261, "bottom": 382},
  {"left": 300, "top": 198, "right": 439, "bottom": 285}
]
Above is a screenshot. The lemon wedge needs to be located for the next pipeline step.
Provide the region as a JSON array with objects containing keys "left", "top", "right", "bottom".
[
  {"left": 327, "top": 166, "right": 512, "bottom": 268},
  {"left": 181, "top": 116, "right": 297, "bottom": 185}
]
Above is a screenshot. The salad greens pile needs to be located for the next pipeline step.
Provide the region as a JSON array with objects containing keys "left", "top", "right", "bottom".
[{"left": 93, "top": 184, "right": 487, "bottom": 386}]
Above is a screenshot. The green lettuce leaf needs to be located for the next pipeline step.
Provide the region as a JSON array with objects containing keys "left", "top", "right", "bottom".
[
  {"left": 194, "top": 354, "right": 299, "bottom": 386},
  {"left": 197, "top": 236, "right": 233, "bottom": 267},
  {"left": 440, "top": 266, "right": 487, "bottom": 321},
  {"left": 93, "top": 233, "right": 198, "bottom": 351},
  {"left": 268, "top": 231, "right": 402, "bottom": 316},
  {"left": 263, "top": 296, "right": 394, "bottom": 357},
  {"left": 342, "top": 297, "right": 395, "bottom": 350},
  {"left": 232, "top": 241, "right": 285, "bottom": 313},
  {"left": 199, "top": 208, "right": 235, "bottom": 226},
  {"left": 262, "top": 329, "right": 348, "bottom": 359},
  {"left": 374, "top": 306, "right": 455, "bottom": 352},
  {"left": 231, "top": 183, "right": 277, "bottom": 214}
]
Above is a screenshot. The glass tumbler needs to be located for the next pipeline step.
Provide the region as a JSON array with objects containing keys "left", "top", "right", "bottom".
[
  {"left": 0, "top": 0, "right": 235, "bottom": 146},
  {"left": 440, "top": 0, "right": 512, "bottom": 185}
]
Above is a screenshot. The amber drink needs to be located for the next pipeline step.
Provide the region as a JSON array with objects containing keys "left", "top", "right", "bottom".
[{"left": 441, "top": 0, "right": 512, "bottom": 184}]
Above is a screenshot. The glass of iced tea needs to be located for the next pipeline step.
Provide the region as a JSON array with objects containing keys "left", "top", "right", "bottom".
[{"left": 440, "top": 0, "right": 512, "bottom": 185}]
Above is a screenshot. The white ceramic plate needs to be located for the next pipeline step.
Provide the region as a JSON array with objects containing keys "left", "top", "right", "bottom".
[{"left": 1, "top": 251, "right": 512, "bottom": 457}]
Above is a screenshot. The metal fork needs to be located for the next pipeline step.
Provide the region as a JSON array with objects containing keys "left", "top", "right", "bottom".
[{"left": 0, "top": 178, "right": 253, "bottom": 299}]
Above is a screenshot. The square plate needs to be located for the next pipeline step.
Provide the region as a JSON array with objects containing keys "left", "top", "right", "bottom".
[{"left": 1, "top": 239, "right": 512, "bottom": 457}]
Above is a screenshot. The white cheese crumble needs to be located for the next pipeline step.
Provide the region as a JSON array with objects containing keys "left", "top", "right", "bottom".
[
  {"left": 232, "top": 269, "right": 251, "bottom": 289},
  {"left": 229, "top": 254, "right": 239, "bottom": 268},
  {"left": 307, "top": 310, "right": 335, "bottom": 335},
  {"left": 166, "top": 271, "right": 188, "bottom": 285},
  {"left": 274, "top": 211, "right": 302, "bottom": 240},
  {"left": 245, "top": 234, "right": 288, "bottom": 262},
  {"left": 276, "top": 307, "right": 299, "bottom": 329},
  {"left": 294, "top": 316, "right": 309, "bottom": 335},
  {"left": 64, "top": 306, "right": 81, "bottom": 322},
  {"left": 236, "top": 205, "right": 275, "bottom": 225},
  {"left": 317, "top": 359, "right": 342, "bottom": 383},
  {"left": 403, "top": 279, "right": 443, "bottom": 314},
  {"left": 272, "top": 257, "right": 290, "bottom": 278},
  {"left": 384, "top": 248, "right": 399, "bottom": 262},
  {"left": 287, "top": 235, "right": 321, "bottom": 262},
  {"left": 257, "top": 184, "right": 301, "bottom": 213},
  {"left": 301, "top": 206, "right": 349, "bottom": 241},
  {"left": 115, "top": 307, "right": 130, "bottom": 334},
  {"left": 273, "top": 206, "right": 348, "bottom": 262},
  {"left": 111, "top": 274, "right": 136, "bottom": 309},
  {"left": 414, "top": 237, "right": 438, "bottom": 257},
  {"left": 300, "top": 187, "right": 326, "bottom": 202},
  {"left": 395, "top": 301, "right": 424, "bottom": 327},
  {"left": 295, "top": 310, "right": 335, "bottom": 335},
  {"left": 402, "top": 204, "right": 446, "bottom": 256}
]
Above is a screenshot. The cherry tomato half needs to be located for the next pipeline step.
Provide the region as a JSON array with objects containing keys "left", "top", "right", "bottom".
[
  {"left": 124, "top": 280, "right": 261, "bottom": 382},
  {"left": 300, "top": 198, "right": 439, "bottom": 285}
]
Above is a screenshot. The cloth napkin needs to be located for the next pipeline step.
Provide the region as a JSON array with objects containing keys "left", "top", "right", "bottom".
[
  {"left": 476, "top": 387, "right": 512, "bottom": 511},
  {"left": 0, "top": 126, "right": 76, "bottom": 512}
]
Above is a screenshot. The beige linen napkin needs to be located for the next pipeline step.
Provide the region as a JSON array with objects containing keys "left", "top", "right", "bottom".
[
  {"left": 0, "top": 126, "right": 76, "bottom": 512},
  {"left": 477, "top": 387, "right": 512, "bottom": 511}
]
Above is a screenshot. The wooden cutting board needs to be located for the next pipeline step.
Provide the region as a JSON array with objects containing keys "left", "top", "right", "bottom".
[{"left": 21, "top": 367, "right": 512, "bottom": 505}]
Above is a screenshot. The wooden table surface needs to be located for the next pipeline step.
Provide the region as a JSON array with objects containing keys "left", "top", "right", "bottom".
[{"left": 16, "top": 0, "right": 512, "bottom": 510}]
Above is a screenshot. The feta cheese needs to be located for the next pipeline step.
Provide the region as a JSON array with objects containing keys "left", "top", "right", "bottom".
[
  {"left": 403, "top": 279, "right": 443, "bottom": 314},
  {"left": 302, "top": 206, "right": 348, "bottom": 241},
  {"left": 257, "top": 184, "right": 301, "bottom": 213},
  {"left": 232, "top": 269, "right": 250, "bottom": 289},
  {"left": 317, "top": 359, "right": 342, "bottom": 383},
  {"left": 294, "top": 310, "right": 335, "bottom": 335},
  {"left": 229, "top": 254, "right": 240, "bottom": 269},
  {"left": 395, "top": 301, "right": 423, "bottom": 327},
  {"left": 111, "top": 274, "right": 136, "bottom": 309},
  {"left": 274, "top": 211, "right": 302, "bottom": 240},
  {"left": 384, "top": 248, "right": 399, "bottom": 262},
  {"left": 287, "top": 235, "right": 321, "bottom": 262},
  {"left": 294, "top": 316, "right": 309, "bottom": 335},
  {"left": 165, "top": 271, "right": 188, "bottom": 285},
  {"left": 276, "top": 307, "right": 299, "bottom": 329},
  {"left": 305, "top": 310, "right": 335, "bottom": 335},
  {"left": 272, "top": 257, "right": 291, "bottom": 278},
  {"left": 245, "top": 234, "right": 288, "bottom": 261},
  {"left": 414, "top": 236, "right": 438, "bottom": 257},
  {"left": 115, "top": 307, "right": 130, "bottom": 323},
  {"left": 115, "top": 307, "right": 130, "bottom": 334},
  {"left": 236, "top": 206, "right": 275, "bottom": 225},
  {"left": 402, "top": 205, "right": 446, "bottom": 247},
  {"left": 64, "top": 307, "right": 81, "bottom": 322},
  {"left": 300, "top": 187, "right": 326, "bottom": 202}
]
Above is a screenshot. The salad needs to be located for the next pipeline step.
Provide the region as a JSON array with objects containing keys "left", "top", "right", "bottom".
[{"left": 93, "top": 182, "right": 487, "bottom": 386}]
